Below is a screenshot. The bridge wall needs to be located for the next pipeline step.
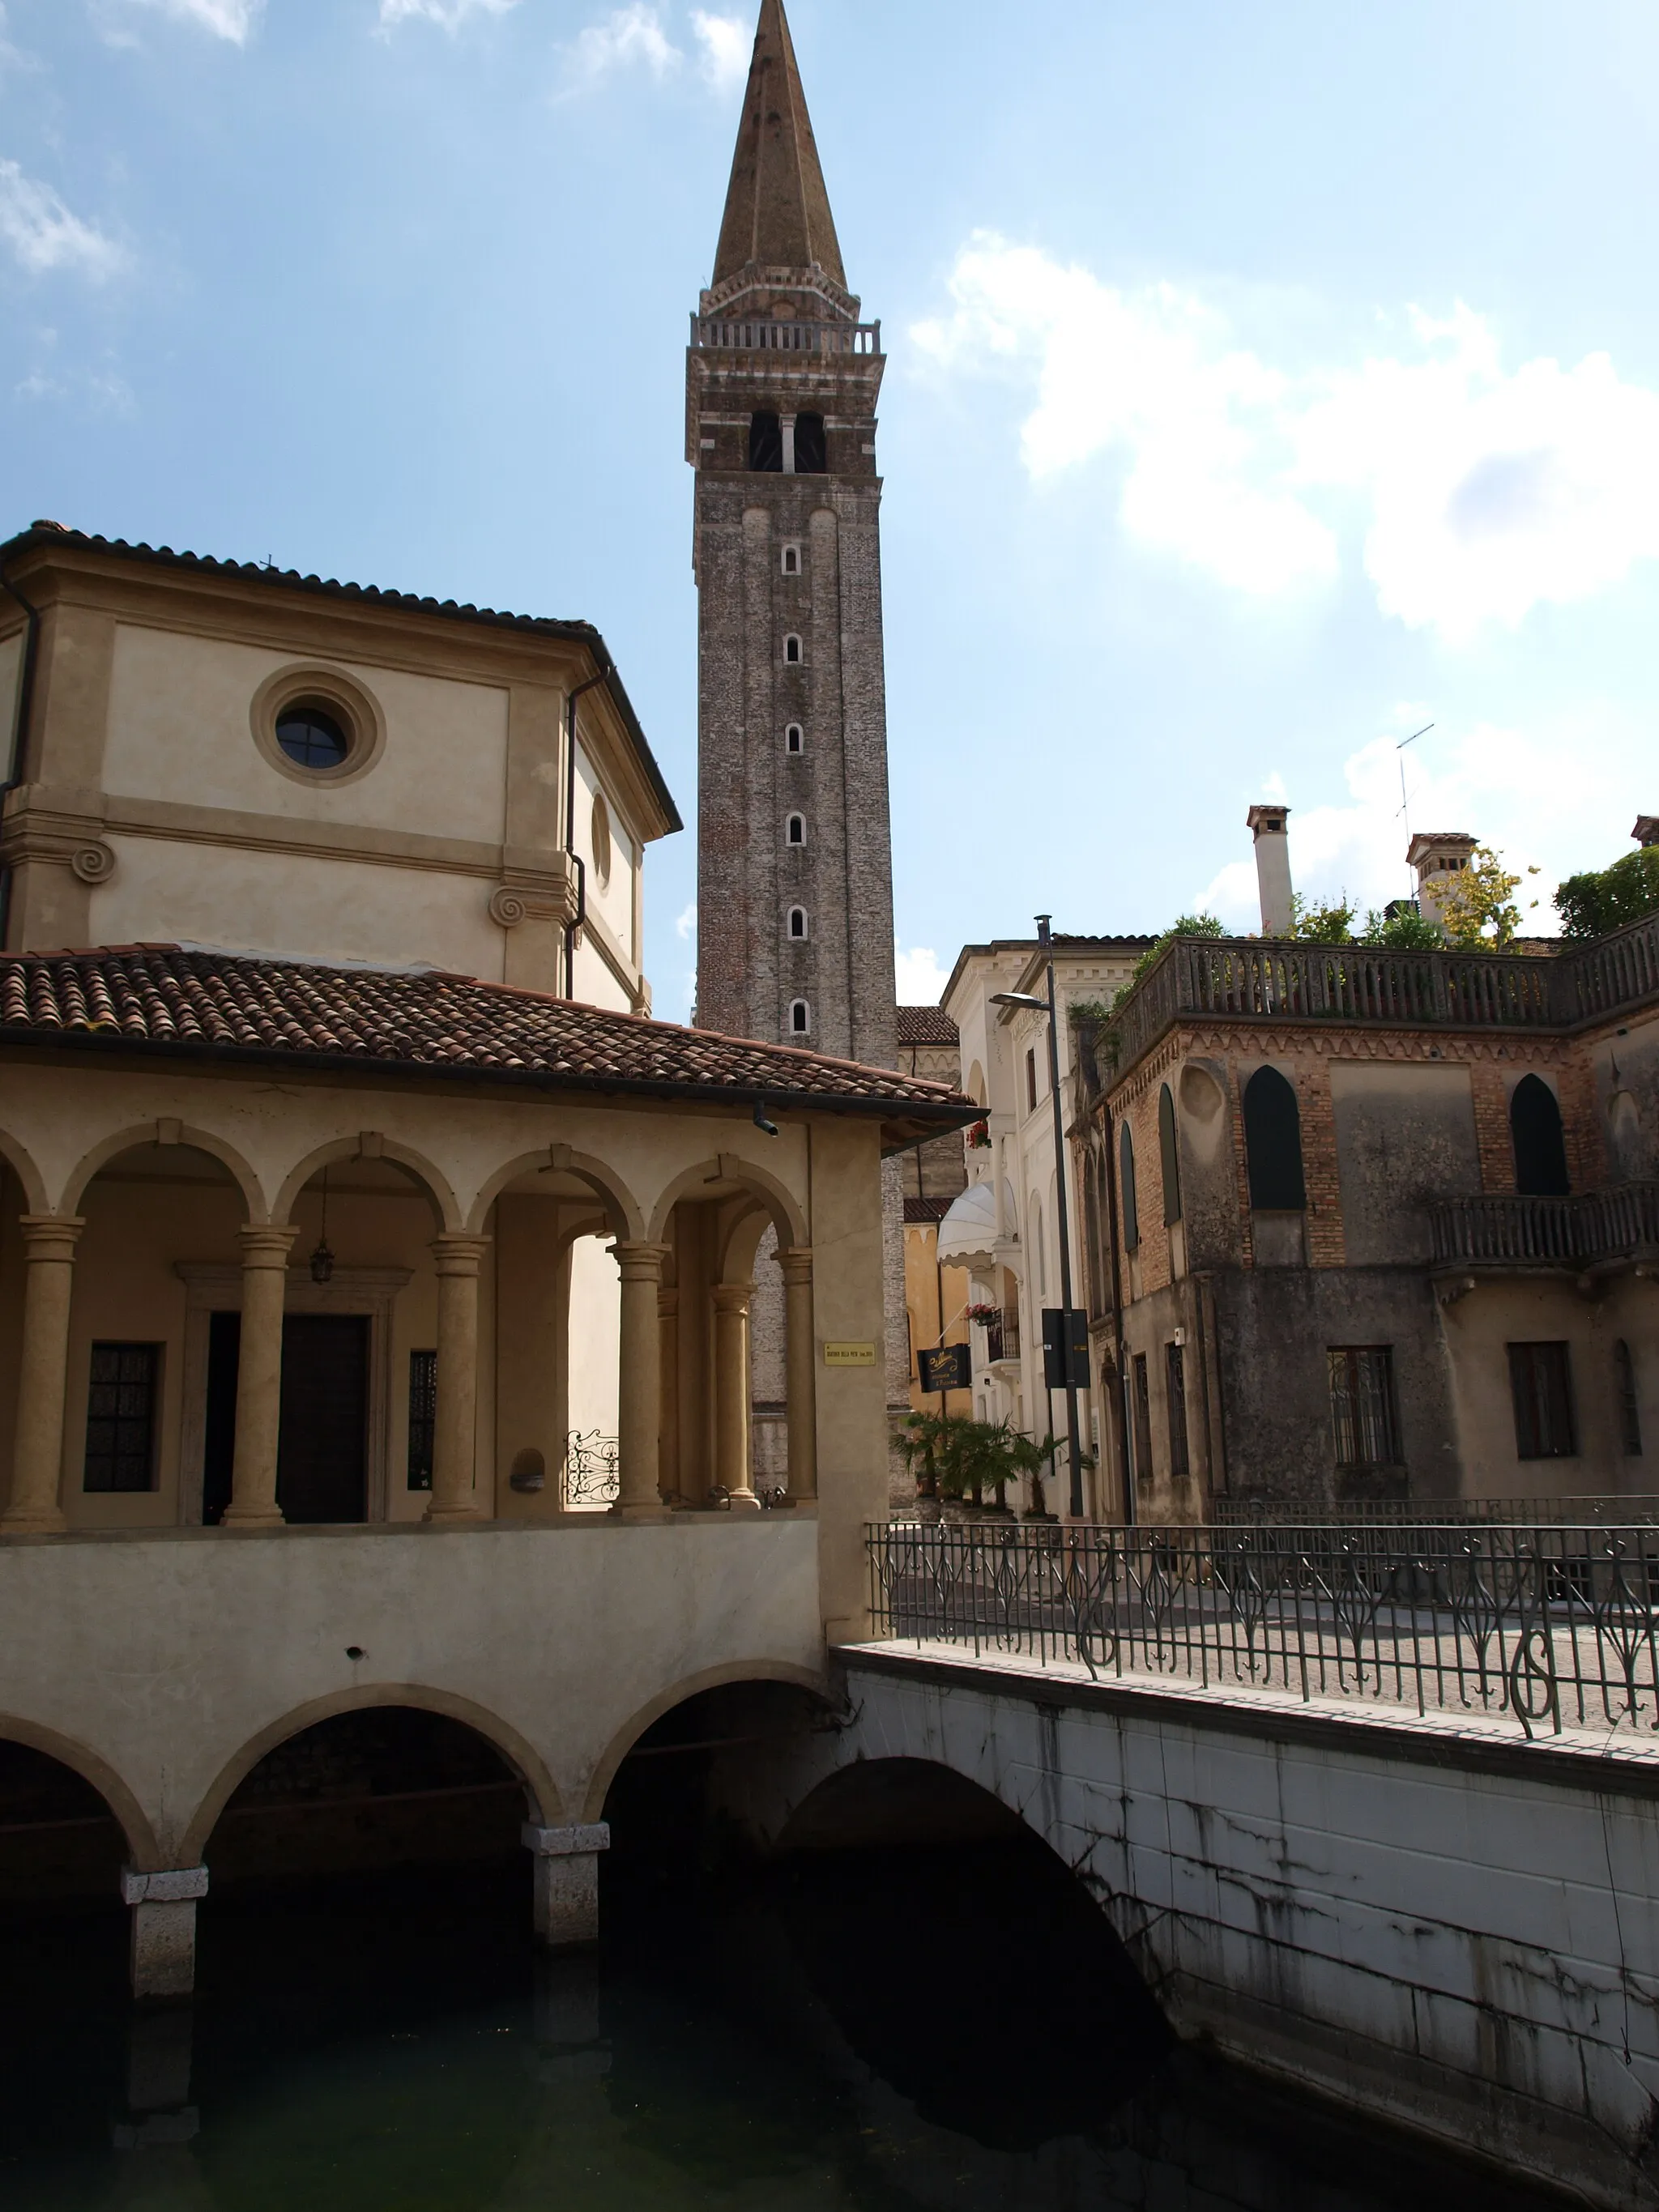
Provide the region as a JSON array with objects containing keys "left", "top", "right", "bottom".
[{"left": 734, "top": 1647, "right": 1659, "bottom": 2212}]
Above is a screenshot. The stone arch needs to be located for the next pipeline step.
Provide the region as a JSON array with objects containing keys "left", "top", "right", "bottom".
[
  {"left": 582, "top": 1660, "right": 828, "bottom": 1822},
  {"left": 0, "top": 1712, "right": 160, "bottom": 1869},
  {"left": 181, "top": 1683, "right": 562, "bottom": 1863},
  {"left": 0, "top": 1127, "right": 49, "bottom": 1213},
  {"left": 275, "top": 1136, "right": 460, "bottom": 1232},
  {"left": 61, "top": 1122, "right": 266, "bottom": 1221},
  {"left": 466, "top": 1145, "right": 646, "bottom": 1242},
  {"left": 646, "top": 1157, "right": 808, "bottom": 1249}
]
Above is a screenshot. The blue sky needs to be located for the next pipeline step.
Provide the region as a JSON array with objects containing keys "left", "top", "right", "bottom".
[{"left": 6, "top": 0, "right": 1659, "bottom": 1017}]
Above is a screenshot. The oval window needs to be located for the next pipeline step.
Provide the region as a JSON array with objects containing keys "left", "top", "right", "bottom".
[{"left": 275, "top": 705, "right": 350, "bottom": 771}]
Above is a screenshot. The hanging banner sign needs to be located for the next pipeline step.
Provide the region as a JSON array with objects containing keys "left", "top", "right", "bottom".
[{"left": 918, "top": 1345, "right": 972, "bottom": 1393}]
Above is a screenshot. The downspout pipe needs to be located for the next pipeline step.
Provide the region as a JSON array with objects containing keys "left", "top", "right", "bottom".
[
  {"left": 0, "top": 563, "right": 42, "bottom": 953},
  {"left": 563, "top": 663, "right": 612, "bottom": 999}
]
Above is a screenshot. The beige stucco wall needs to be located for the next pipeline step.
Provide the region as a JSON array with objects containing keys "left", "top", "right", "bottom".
[
  {"left": 91, "top": 837, "right": 507, "bottom": 979},
  {"left": 104, "top": 625, "right": 510, "bottom": 846},
  {"left": 565, "top": 1231, "right": 621, "bottom": 1447},
  {"left": 0, "top": 627, "right": 21, "bottom": 744},
  {"left": 0, "top": 1516, "right": 825, "bottom": 1863}
]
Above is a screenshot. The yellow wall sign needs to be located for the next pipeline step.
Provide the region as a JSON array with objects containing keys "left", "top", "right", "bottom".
[{"left": 822, "top": 1341, "right": 876, "bottom": 1368}]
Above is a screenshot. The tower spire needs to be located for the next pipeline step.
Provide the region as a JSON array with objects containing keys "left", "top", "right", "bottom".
[{"left": 712, "top": 0, "right": 846, "bottom": 293}]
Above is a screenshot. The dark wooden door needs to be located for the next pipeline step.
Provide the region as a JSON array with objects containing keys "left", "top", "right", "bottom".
[
  {"left": 278, "top": 1315, "right": 369, "bottom": 1524},
  {"left": 199, "top": 1312, "right": 369, "bottom": 1525}
]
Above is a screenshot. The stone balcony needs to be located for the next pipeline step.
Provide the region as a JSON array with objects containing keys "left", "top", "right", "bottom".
[{"left": 1430, "top": 1181, "right": 1659, "bottom": 1272}]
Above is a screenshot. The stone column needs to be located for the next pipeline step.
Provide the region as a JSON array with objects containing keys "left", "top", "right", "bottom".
[
  {"left": 522, "top": 1822, "right": 610, "bottom": 1946},
  {"left": 713, "top": 1281, "right": 761, "bottom": 1512},
  {"left": 657, "top": 1284, "right": 680, "bottom": 1502},
  {"left": 122, "top": 1866, "right": 209, "bottom": 2001},
  {"left": 428, "top": 1234, "right": 491, "bottom": 1524},
  {"left": 2, "top": 1216, "right": 85, "bottom": 1533},
  {"left": 778, "top": 1247, "right": 817, "bottom": 1503},
  {"left": 221, "top": 1225, "right": 297, "bottom": 1528},
  {"left": 612, "top": 1242, "right": 668, "bottom": 1519}
]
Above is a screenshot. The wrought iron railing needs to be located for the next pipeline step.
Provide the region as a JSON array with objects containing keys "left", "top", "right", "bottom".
[
  {"left": 981, "top": 1306, "right": 1021, "bottom": 1363},
  {"left": 1100, "top": 911, "right": 1659, "bottom": 1081},
  {"left": 690, "top": 314, "right": 882, "bottom": 356},
  {"left": 562, "top": 1431, "right": 619, "bottom": 1511},
  {"left": 1213, "top": 1494, "right": 1659, "bottom": 1525},
  {"left": 1430, "top": 1182, "right": 1659, "bottom": 1267},
  {"left": 868, "top": 1519, "right": 1659, "bottom": 1740}
]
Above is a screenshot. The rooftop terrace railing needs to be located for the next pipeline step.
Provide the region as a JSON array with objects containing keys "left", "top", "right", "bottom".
[
  {"left": 1097, "top": 910, "right": 1659, "bottom": 1082},
  {"left": 690, "top": 314, "right": 882, "bottom": 357},
  {"left": 868, "top": 1518, "right": 1659, "bottom": 1741},
  {"left": 1430, "top": 1182, "right": 1659, "bottom": 1268}
]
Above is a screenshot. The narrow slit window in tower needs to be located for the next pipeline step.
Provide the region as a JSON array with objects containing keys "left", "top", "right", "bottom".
[
  {"left": 787, "top": 812, "right": 806, "bottom": 846},
  {"left": 790, "top": 999, "right": 811, "bottom": 1035},
  {"left": 784, "top": 634, "right": 802, "bottom": 664},
  {"left": 785, "top": 723, "right": 804, "bottom": 753},
  {"left": 782, "top": 543, "right": 801, "bottom": 575},
  {"left": 795, "top": 412, "right": 827, "bottom": 473},
  {"left": 748, "top": 411, "right": 783, "bottom": 472},
  {"left": 788, "top": 906, "right": 808, "bottom": 940}
]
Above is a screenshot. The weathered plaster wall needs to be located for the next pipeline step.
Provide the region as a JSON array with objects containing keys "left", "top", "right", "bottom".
[
  {"left": 1331, "top": 1060, "right": 1482, "bottom": 1264},
  {"left": 745, "top": 1648, "right": 1659, "bottom": 2212}
]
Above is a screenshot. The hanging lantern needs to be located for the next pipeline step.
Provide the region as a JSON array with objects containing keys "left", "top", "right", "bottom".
[{"left": 309, "top": 1166, "right": 335, "bottom": 1285}]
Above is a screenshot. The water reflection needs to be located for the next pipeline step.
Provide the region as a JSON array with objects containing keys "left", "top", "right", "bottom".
[{"left": 0, "top": 1851, "right": 1570, "bottom": 2212}]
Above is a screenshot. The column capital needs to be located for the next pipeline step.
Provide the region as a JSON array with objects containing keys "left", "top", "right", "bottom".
[
  {"left": 237, "top": 1223, "right": 299, "bottom": 1268},
  {"left": 17, "top": 1214, "right": 85, "bottom": 1257},
  {"left": 612, "top": 1240, "right": 670, "bottom": 1284},
  {"left": 429, "top": 1233, "right": 491, "bottom": 1277},
  {"left": 711, "top": 1279, "right": 756, "bottom": 1315},
  {"left": 657, "top": 1285, "right": 680, "bottom": 1319},
  {"left": 777, "top": 1245, "right": 813, "bottom": 1281}
]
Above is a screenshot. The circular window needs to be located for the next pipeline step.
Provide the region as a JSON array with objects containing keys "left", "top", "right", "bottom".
[
  {"left": 250, "top": 663, "right": 386, "bottom": 788},
  {"left": 591, "top": 793, "right": 613, "bottom": 889},
  {"left": 276, "top": 705, "right": 350, "bottom": 771}
]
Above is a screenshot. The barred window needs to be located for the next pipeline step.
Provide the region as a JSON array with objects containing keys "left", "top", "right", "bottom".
[
  {"left": 1166, "top": 1341, "right": 1190, "bottom": 1481},
  {"left": 1508, "top": 1341, "right": 1577, "bottom": 1460},
  {"left": 83, "top": 1343, "right": 160, "bottom": 1493},
  {"left": 407, "top": 1349, "right": 437, "bottom": 1490},
  {"left": 1328, "top": 1346, "right": 1401, "bottom": 1470}
]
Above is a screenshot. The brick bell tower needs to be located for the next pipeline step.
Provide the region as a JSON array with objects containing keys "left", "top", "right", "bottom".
[
  {"left": 688, "top": 0, "right": 909, "bottom": 1492},
  {"left": 688, "top": 0, "right": 896, "bottom": 1069}
]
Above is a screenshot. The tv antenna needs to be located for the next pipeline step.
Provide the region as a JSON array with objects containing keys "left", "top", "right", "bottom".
[{"left": 1397, "top": 723, "right": 1433, "bottom": 882}]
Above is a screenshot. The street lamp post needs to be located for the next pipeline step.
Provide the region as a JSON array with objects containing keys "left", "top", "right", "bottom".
[{"left": 991, "top": 914, "right": 1086, "bottom": 1519}]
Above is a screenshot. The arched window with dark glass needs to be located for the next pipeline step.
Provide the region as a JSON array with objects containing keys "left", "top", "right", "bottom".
[
  {"left": 1159, "top": 1082, "right": 1182, "bottom": 1225},
  {"left": 794, "top": 411, "right": 827, "bottom": 473},
  {"left": 748, "top": 411, "right": 783, "bottom": 472},
  {"left": 1243, "top": 1066, "right": 1305, "bottom": 1210},
  {"left": 1120, "top": 1121, "right": 1140, "bottom": 1252},
  {"left": 1511, "top": 1074, "right": 1569, "bottom": 1196},
  {"left": 1083, "top": 1156, "right": 1103, "bottom": 1316}
]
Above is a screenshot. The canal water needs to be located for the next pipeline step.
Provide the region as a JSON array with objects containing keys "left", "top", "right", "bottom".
[{"left": 1, "top": 1839, "right": 1572, "bottom": 2212}]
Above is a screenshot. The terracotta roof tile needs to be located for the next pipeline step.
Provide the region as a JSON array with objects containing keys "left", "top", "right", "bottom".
[
  {"left": 0, "top": 948, "right": 975, "bottom": 1126},
  {"left": 897, "top": 1004, "right": 958, "bottom": 1046}
]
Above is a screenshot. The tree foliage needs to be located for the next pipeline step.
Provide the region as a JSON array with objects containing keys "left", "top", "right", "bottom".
[
  {"left": 1555, "top": 847, "right": 1659, "bottom": 940},
  {"left": 1434, "top": 846, "right": 1539, "bottom": 948}
]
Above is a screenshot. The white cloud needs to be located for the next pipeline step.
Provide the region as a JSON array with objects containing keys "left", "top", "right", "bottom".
[
  {"left": 916, "top": 235, "right": 1659, "bottom": 639},
  {"left": 690, "top": 10, "right": 747, "bottom": 88},
  {"left": 1190, "top": 705, "right": 1648, "bottom": 936},
  {"left": 0, "top": 160, "right": 122, "bottom": 279},
  {"left": 559, "top": 3, "right": 679, "bottom": 94},
  {"left": 377, "top": 0, "right": 518, "bottom": 30},
  {"left": 112, "top": 0, "right": 263, "bottom": 40},
  {"left": 895, "top": 943, "right": 950, "bottom": 1004},
  {"left": 674, "top": 901, "right": 697, "bottom": 940}
]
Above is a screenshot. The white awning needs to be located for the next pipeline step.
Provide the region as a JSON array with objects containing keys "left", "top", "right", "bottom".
[{"left": 936, "top": 1180, "right": 998, "bottom": 1272}]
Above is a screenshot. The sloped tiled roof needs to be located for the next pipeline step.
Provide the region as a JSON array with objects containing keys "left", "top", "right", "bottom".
[
  {"left": 0, "top": 948, "right": 975, "bottom": 1133},
  {"left": 0, "top": 522, "right": 681, "bottom": 833},
  {"left": 897, "top": 1004, "right": 958, "bottom": 1046}
]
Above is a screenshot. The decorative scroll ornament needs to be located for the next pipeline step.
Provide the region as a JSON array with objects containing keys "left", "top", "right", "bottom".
[
  {"left": 70, "top": 842, "right": 117, "bottom": 884},
  {"left": 488, "top": 885, "right": 530, "bottom": 929}
]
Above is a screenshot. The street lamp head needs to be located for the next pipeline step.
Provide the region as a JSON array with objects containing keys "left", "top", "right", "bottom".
[{"left": 990, "top": 991, "right": 1047, "bottom": 1012}]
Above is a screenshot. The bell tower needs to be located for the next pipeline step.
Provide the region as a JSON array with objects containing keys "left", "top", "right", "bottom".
[{"left": 688, "top": 0, "right": 896, "bottom": 1070}]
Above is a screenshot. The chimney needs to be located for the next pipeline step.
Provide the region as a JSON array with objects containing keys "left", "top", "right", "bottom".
[
  {"left": 1406, "top": 831, "right": 1478, "bottom": 927},
  {"left": 1633, "top": 815, "right": 1658, "bottom": 850},
  {"left": 1246, "top": 804, "right": 1293, "bottom": 936}
]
